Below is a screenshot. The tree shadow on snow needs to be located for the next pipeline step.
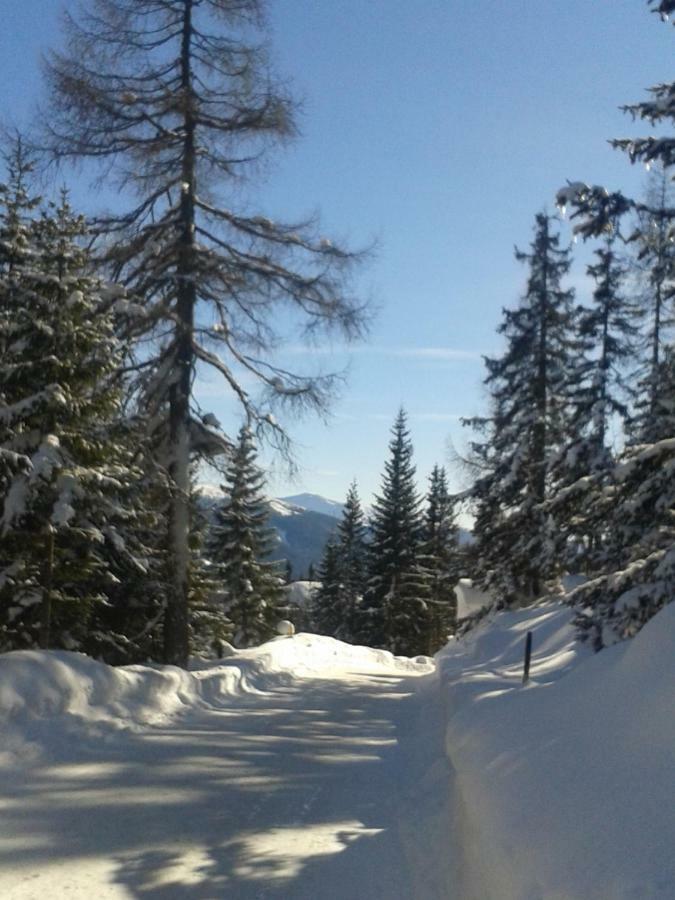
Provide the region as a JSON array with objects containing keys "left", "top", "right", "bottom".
[{"left": 0, "top": 669, "right": 457, "bottom": 899}]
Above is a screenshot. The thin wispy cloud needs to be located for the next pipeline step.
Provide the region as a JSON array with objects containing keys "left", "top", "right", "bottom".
[
  {"left": 413, "top": 412, "right": 463, "bottom": 423},
  {"left": 282, "top": 344, "right": 481, "bottom": 361},
  {"left": 335, "top": 412, "right": 464, "bottom": 424},
  {"left": 391, "top": 347, "right": 479, "bottom": 362}
]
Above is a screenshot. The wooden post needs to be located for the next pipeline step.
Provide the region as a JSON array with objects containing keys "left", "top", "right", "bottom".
[{"left": 523, "top": 630, "right": 533, "bottom": 684}]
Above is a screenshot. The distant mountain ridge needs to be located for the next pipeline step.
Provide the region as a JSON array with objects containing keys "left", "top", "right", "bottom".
[
  {"left": 195, "top": 487, "right": 338, "bottom": 579},
  {"left": 196, "top": 487, "right": 472, "bottom": 580},
  {"left": 280, "top": 493, "right": 344, "bottom": 519}
]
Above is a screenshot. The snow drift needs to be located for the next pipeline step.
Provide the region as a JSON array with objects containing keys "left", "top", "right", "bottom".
[
  {"left": 438, "top": 601, "right": 675, "bottom": 900},
  {"left": 0, "top": 635, "right": 431, "bottom": 769}
]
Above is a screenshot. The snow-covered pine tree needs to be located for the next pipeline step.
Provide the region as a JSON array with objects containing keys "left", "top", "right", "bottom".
[
  {"left": 579, "top": 350, "right": 675, "bottom": 646},
  {"left": 466, "top": 213, "right": 576, "bottom": 605},
  {"left": 311, "top": 540, "right": 343, "bottom": 638},
  {"left": 334, "top": 480, "right": 368, "bottom": 642},
  {"left": 0, "top": 149, "right": 148, "bottom": 653},
  {"left": 0, "top": 143, "right": 39, "bottom": 510},
  {"left": 363, "top": 410, "right": 429, "bottom": 656},
  {"left": 42, "top": 0, "right": 368, "bottom": 666},
  {"left": 554, "top": 2, "right": 675, "bottom": 644},
  {"left": 209, "top": 425, "right": 281, "bottom": 648},
  {"left": 90, "top": 445, "right": 170, "bottom": 664},
  {"left": 421, "top": 465, "right": 459, "bottom": 653},
  {"left": 626, "top": 167, "right": 675, "bottom": 443},
  {"left": 188, "top": 472, "right": 233, "bottom": 658},
  {"left": 548, "top": 227, "right": 636, "bottom": 575}
]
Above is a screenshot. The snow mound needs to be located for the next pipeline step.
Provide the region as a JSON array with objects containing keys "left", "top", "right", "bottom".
[
  {"left": 438, "top": 600, "right": 675, "bottom": 900},
  {"left": 249, "top": 632, "right": 434, "bottom": 679},
  {"left": 0, "top": 635, "right": 432, "bottom": 769}
]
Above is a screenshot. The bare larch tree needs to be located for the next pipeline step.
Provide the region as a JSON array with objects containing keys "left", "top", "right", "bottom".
[{"left": 42, "top": 0, "right": 367, "bottom": 666}]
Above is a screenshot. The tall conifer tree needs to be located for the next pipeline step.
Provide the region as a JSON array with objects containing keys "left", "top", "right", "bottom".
[
  {"left": 555, "top": 0, "right": 675, "bottom": 644},
  {"left": 210, "top": 425, "right": 281, "bottom": 648},
  {"left": 364, "top": 410, "right": 429, "bottom": 656},
  {"left": 311, "top": 540, "right": 343, "bottom": 638},
  {"left": 42, "top": 0, "right": 367, "bottom": 666},
  {"left": 549, "top": 228, "right": 636, "bottom": 574},
  {"left": 467, "top": 214, "right": 576, "bottom": 605},
  {"left": 335, "top": 480, "right": 368, "bottom": 641},
  {"left": 627, "top": 167, "right": 675, "bottom": 443},
  {"left": 0, "top": 148, "right": 147, "bottom": 653},
  {"left": 421, "top": 465, "right": 459, "bottom": 653},
  {"left": 311, "top": 480, "right": 368, "bottom": 643}
]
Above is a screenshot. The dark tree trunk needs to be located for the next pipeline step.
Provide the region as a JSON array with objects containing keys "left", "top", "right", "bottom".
[{"left": 164, "top": 0, "right": 197, "bottom": 667}]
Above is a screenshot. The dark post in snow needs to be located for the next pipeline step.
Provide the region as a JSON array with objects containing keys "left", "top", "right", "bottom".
[{"left": 522, "top": 630, "right": 533, "bottom": 684}]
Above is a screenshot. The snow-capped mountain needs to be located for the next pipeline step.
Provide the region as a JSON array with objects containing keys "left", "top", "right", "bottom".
[
  {"left": 196, "top": 487, "right": 337, "bottom": 579},
  {"left": 197, "top": 487, "right": 472, "bottom": 578},
  {"left": 268, "top": 503, "right": 338, "bottom": 578},
  {"left": 280, "top": 493, "right": 344, "bottom": 519}
]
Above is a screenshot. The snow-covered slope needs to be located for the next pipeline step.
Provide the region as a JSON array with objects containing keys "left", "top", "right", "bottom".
[
  {"left": 195, "top": 486, "right": 338, "bottom": 577},
  {"left": 280, "top": 493, "right": 344, "bottom": 519},
  {"left": 438, "top": 601, "right": 675, "bottom": 900},
  {"left": 268, "top": 497, "right": 304, "bottom": 517},
  {"left": 3, "top": 604, "right": 672, "bottom": 899}
]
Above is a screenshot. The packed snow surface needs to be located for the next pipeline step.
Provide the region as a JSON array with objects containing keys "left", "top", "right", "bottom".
[
  {"left": 2, "top": 605, "right": 673, "bottom": 899},
  {"left": 438, "top": 600, "right": 675, "bottom": 900},
  {"left": 0, "top": 635, "right": 456, "bottom": 899}
]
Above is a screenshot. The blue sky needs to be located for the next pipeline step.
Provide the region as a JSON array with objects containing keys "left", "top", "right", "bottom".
[{"left": 1, "top": 1, "right": 673, "bottom": 509}]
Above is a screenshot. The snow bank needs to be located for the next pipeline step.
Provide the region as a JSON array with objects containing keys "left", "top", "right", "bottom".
[
  {"left": 0, "top": 635, "right": 431, "bottom": 769},
  {"left": 438, "top": 601, "right": 675, "bottom": 900}
]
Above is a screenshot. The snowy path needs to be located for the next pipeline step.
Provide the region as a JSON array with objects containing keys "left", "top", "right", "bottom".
[{"left": 0, "top": 647, "right": 458, "bottom": 899}]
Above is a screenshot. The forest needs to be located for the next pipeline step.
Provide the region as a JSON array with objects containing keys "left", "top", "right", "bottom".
[{"left": 1, "top": 0, "right": 673, "bottom": 670}]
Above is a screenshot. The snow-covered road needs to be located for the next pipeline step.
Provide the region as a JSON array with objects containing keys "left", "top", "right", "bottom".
[{"left": 0, "top": 640, "right": 458, "bottom": 899}]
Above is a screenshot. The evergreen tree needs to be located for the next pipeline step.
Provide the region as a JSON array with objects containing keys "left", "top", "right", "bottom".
[
  {"left": 210, "top": 425, "right": 281, "bottom": 648},
  {"left": 626, "top": 166, "right": 675, "bottom": 443},
  {"left": 555, "top": 2, "right": 675, "bottom": 644},
  {"left": 466, "top": 213, "right": 576, "bottom": 605},
  {"left": 0, "top": 149, "right": 148, "bottom": 653},
  {"left": 42, "top": 0, "right": 367, "bottom": 666},
  {"left": 311, "top": 540, "right": 343, "bottom": 637},
  {"left": 308, "top": 480, "right": 367, "bottom": 643},
  {"left": 421, "top": 466, "right": 459, "bottom": 653},
  {"left": 363, "top": 410, "right": 429, "bottom": 656},
  {"left": 549, "top": 228, "right": 636, "bottom": 574},
  {"left": 335, "top": 480, "right": 368, "bottom": 642},
  {"left": 189, "top": 474, "right": 233, "bottom": 658},
  {"left": 580, "top": 373, "right": 675, "bottom": 647}
]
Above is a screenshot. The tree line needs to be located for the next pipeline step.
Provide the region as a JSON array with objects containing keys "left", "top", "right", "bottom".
[
  {"left": 0, "top": 0, "right": 367, "bottom": 666},
  {"left": 464, "top": 0, "right": 675, "bottom": 648},
  {"left": 1, "top": 0, "right": 673, "bottom": 662},
  {"left": 311, "top": 410, "right": 461, "bottom": 657}
]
